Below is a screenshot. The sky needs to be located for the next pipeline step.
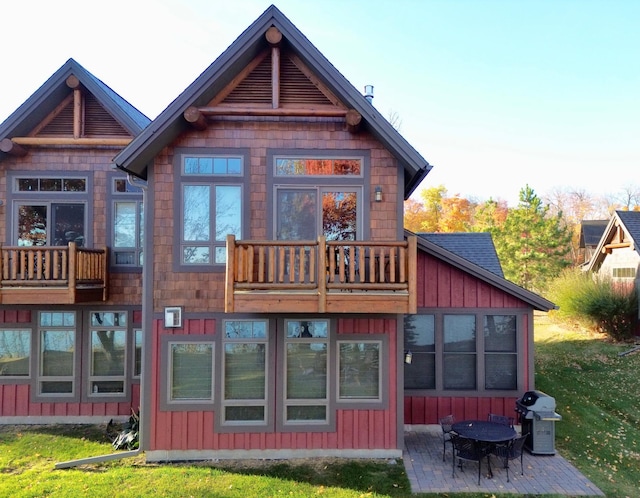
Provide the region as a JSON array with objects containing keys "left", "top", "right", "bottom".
[{"left": 1, "top": 0, "right": 638, "bottom": 206}]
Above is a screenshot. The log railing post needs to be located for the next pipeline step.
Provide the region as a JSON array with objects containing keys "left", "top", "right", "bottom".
[
  {"left": 318, "top": 236, "right": 327, "bottom": 312},
  {"left": 68, "top": 242, "right": 77, "bottom": 303},
  {"left": 225, "top": 235, "right": 236, "bottom": 312}
]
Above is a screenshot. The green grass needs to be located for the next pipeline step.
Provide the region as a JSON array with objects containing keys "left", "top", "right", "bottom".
[{"left": 2, "top": 315, "right": 639, "bottom": 497}]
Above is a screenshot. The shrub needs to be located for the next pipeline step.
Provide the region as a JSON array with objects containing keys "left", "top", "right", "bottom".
[{"left": 548, "top": 268, "right": 638, "bottom": 341}]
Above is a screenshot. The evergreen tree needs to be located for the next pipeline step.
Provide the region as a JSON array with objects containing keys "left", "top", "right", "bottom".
[{"left": 492, "top": 185, "right": 572, "bottom": 293}]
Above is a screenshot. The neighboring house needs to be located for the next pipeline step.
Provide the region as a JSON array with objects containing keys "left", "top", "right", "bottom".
[
  {"left": 0, "top": 58, "right": 149, "bottom": 421},
  {"left": 585, "top": 210, "right": 640, "bottom": 289},
  {"left": 579, "top": 219, "right": 608, "bottom": 266},
  {"left": 1, "top": 6, "right": 555, "bottom": 461}
]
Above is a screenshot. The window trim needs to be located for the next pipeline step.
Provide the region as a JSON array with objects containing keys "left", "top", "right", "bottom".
[
  {"left": 404, "top": 309, "right": 526, "bottom": 396},
  {"left": 0, "top": 328, "right": 32, "bottom": 381},
  {"left": 173, "top": 148, "right": 250, "bottom": 272},
  {"left": 336, "top": 335, "right": 388, "bottom": 409},
  {"left": 6, "top": 171, "right": 94, "bottom": 247},
  {"left": 107, "top": 172, "right": 144, "bottom": 271},
  {"left": 159, "top": 334, "right": 216, "bottom": 411}
]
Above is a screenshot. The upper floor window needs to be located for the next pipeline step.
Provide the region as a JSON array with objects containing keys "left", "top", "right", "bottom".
[
  {"left": 111, "top": 177, "right": 143, "bottom": 267},
  {"left": 177, "top": 151, "right": 247, "bottom": 268},
  {"left": 275, "top": 158, "right": 361, "bottom": 176},
  {"left": 612, "top": 267, "right": 636, "bottom": 278},
  {"left": 9, "top": 174, "right": 90, "bottom": 247}
]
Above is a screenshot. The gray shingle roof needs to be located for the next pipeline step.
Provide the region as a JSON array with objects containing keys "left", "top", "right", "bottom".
[
  {"left": 418, "top": 232, "right": 504, "bottom": 278},
  {"left": 579, "top": 220, "right": 608, "bottom": 248},
  {"left": 615, "top": 210, "right": 640, "bottom": 248}
]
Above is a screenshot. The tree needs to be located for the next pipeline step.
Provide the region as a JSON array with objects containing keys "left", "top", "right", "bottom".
[{"left": 492, "top": 185, "right": 572, "bottom": 293}]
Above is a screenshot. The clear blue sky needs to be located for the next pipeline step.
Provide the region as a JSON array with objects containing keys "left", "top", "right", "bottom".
[{"left": 1, "top": 0, "right": 638, "bottom": 206}]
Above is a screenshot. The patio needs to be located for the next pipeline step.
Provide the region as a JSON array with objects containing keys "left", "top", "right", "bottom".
[{"left": 403, "top": 425, "right": 604, "bottom": 495}]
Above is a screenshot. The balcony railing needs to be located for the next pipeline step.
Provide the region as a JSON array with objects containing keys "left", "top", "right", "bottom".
[
  {"left": 226, "top": 235, "right": 417, "bottom": 314},
  {"left": 0, "top": 243, "right": 109, "bottom": 304}
]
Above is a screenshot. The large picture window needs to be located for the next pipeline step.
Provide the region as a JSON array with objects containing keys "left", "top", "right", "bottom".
[
  {"left": 178, "top": 151, "right": 246, "bottom": 267},
  {"left": 38, "top": 312, "right": 77, "bottom": 396},
  {"left": 404, "top": 312, "right": 520, "bottom": 393},
  {"left": 222, "top": 320, "right": 268, "bottom": 426},
  {"left": 0, "top": 329, "right": 31, "bottom": 377},
  {"left": 337, "top": 341, "right": 381, "bottom": 400}
]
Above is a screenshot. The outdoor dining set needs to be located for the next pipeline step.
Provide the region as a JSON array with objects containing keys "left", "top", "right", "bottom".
[{"left": 439, "top": 414, "right": 528, "bottom": 485}]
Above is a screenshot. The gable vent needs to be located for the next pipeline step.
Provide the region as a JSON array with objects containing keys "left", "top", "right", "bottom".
[
  {"left": 84, "top": 94, "right": 129, "bottom": 137},
  {"left": 38, "top": 102, "right": 74, "bottom": 136},
  {"left": 280, "top": 56, "right": 332, "bottom": 105},
  {"left": 224, "top": 55, "right": 273, "bottom": 104}
]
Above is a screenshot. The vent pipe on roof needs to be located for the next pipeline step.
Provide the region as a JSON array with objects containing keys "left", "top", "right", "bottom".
[{"left": 364, "top": 85, "right": 374, "bottom": 103}]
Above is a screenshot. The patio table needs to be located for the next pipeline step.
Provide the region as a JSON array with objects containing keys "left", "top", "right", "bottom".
[{"left": 451, "top": 420, "right": 517, "bottom": 478}]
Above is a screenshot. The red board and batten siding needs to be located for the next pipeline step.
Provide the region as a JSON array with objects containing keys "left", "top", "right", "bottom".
[
  {"left": 149, "top": 317, "right": 397, "bottom": 452},
  {"left": 0, "top": 309, "right": 141, "bottom": 420},
  {"left": 404, "top": 251, "right": 533, "bottom": 425}
]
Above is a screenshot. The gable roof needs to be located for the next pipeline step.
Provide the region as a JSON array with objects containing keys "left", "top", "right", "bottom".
[
  {"left": 112, "top": 5, "right": 431, "bottom": 197},
  {"left": 579, "top": 219, "right": 608, "bottom": 248},
  {"left": 412, "top": 231, "right": 556, "bottom": 311},
  {"left": 586, "top": 210, "right": 640, "bottom": 272},
  {"left": 419, "top": 232, "right": 504, "bottom": 278},
  {"left": 0, "top": 58, "right": 149, "bottom": 157}
]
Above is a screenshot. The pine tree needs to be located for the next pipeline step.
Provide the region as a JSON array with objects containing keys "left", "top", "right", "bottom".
[{"left": 492, "top": 185, "right": 572, "bottom": 293}]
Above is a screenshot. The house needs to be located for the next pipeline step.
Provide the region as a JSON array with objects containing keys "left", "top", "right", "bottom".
[
  {"left": 0, "top": 59, "right": 149, "bottom": 420},
  {"left": 585, "top": 210, "right": 640, "bottom": 289},
  {"left": 1, "top": 6, "right": 555, "bottom": 461},
  {"left": 578, "top": 219, "right": 608, "bottom": 266}
]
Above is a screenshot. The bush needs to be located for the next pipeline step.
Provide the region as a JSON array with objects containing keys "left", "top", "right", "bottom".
[{"left": 548, "top": 268, "right": 638, "bottom": 341}]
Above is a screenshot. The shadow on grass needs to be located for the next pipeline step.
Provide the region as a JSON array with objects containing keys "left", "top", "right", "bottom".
[{"left": 195, "top": 457, "right": 411, "bottom": 496}]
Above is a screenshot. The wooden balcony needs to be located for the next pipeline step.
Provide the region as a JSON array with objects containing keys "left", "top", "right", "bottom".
[
  {"left": 225, "top": 235, "right": 417, "bottom": 314},
  {"left": 0, "top": 243, "right": 109, "bottom": 305}
]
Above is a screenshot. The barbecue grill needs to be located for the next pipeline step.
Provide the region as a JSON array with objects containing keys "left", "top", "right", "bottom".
[{"left": 515, "top": 390, "right": 562, "bottom": 455}]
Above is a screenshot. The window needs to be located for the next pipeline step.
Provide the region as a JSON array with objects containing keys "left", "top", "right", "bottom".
[
  {"left": 133, "top": 329, "right": 143, "bottom": 378},
  {"left": 178, "top": 151, "right": 246, "bottom": 267},
  {"left": 484, "top": 315, "right": 517, "bottom": 390},
  {"left": 0, "top": 329, "right": 31, "bottom": 377},
  {"left": 270, "top": 152, "right": 367, "bottom": 241},
  {"left": 38, "top": 312, "right": 76, "bottom": 396},
  {"left": 612, "top": 267, "right": 636, "bottom": 278},
  {"left": 404, "top": 312, "right": 521, "bottom": 393},
  {"left": 88, "top": 312, "right": 127, "bottom": 396},
  {"left": 404, "top": 315, "right": 435, "bottom": 389},
  {"left": 222, "top": 320, "right": 268, "bottom": 425},
  {"left": 112, "top": 177, "right": 143, "bottom": 267},
  {"left": 338, "top": 341, "right": 381, "bottom": 401},
  {"left": 168, "top": 341, "right": 214, "bottom": 403},
  {"left": 284, "top": 320, "right": 328, "bottom": 425},
  {"left": 11, "top": 175, "right": 88, "bottom": 247},
  {"left": 443, "top": 315, "right": 476, "bottom": 390}
]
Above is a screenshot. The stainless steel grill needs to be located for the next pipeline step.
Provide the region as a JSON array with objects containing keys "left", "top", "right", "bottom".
[{"left": 515, "top": 390, "right": 562, "bottom": 455}]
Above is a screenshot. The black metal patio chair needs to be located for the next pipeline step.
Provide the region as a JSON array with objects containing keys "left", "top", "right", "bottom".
[
  {"left": 491, "top": 433, "right": 528, "bottom": 482},
  {"left": 488, "top": 413, "right": 515, "bottom": 428},
  {"left": 451, "top": 434, "right": 489, "bottom": 485},
  {"left": 438, "top": 414, "right": 455, "bottom": 461}
]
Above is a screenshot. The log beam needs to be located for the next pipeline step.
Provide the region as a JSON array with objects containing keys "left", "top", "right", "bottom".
[
  {"left": 183, "top": 106, "right": 208, "bottom": 130},
  {"left": 272, "top": 45, "right": 280, "bottom": 109},
  {"left": 0, "top": 138, "right": 28, "bottom": 156},
  {"left": 66, "top": 75, "right": 80, "bottom": 89},
  {"left": 265, "top": 26, "right": 282, "bottom": 45},
  {"left": 11, "top": 137, "right": 131, "bottom": 146},
  {"left": 345, "top": 109, "right": 362, "bottom": 133},
  {"left": 196, "top": 106, "right": 349, "bottom": 117}
]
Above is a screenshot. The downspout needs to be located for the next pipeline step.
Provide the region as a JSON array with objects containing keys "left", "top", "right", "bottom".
[{"left": 54, "top": 173, "right": 150, "bottom": 469}]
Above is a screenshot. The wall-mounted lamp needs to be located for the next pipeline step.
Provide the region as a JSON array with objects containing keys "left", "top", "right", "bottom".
[
  {"left": 374, "top": 186, "right": 383, "bottom": 203},
  {"left": 164, "top": 307, "right": 183, "bottom": 328},
  {"left": 404, "top": 351, "right": 413, "bottom": 364}
]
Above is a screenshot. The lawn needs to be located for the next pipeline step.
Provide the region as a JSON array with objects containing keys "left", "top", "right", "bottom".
[{"left": 1, "top": 315, "right": 638, "bottom": 497}]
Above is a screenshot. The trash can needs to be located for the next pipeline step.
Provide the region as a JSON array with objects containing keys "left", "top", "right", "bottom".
[{"left": 515, "top": 390, "right": 562, "bottom": 455}]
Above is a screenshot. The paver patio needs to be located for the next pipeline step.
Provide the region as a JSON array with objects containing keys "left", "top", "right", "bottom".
[{"left": 403, "top": 426, "right": 604, "bottom": 495}]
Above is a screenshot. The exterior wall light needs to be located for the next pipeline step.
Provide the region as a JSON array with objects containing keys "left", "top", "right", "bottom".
[
  {"left": 375, "top": 186, "right": 383, "bottom": 202},
  {"left": 164, "top": 307, "right": 183, "bottom": 328}
]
